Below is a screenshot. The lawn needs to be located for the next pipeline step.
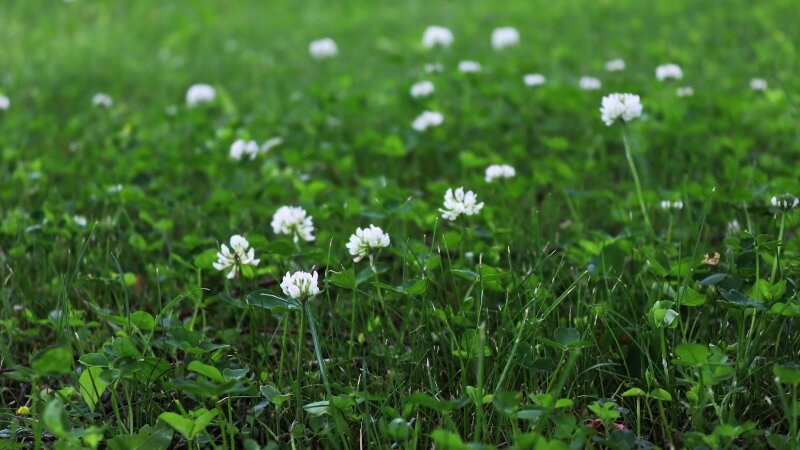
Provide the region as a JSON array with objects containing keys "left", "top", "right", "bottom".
[{"left": 1, "top": 0, "right": 800, "bottom": 448}]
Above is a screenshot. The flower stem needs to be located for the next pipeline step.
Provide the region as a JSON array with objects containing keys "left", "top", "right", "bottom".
[
  {"left": 294, "top": 306, "right": 306, "bottom": 426},
  {"left": 622, "top": 128, "right": 652, "bottom": 233},
  {"left": 770, "top": 212, "right": 786, "bottom": 283}
]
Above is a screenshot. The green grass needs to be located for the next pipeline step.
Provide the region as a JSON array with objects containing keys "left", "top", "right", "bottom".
[{"left": 2, "top": 0, "right": 800, "bottom": 448}]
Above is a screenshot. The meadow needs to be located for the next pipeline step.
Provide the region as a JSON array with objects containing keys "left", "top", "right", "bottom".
[{"left": 2, "top": 0, "right": 800, "bottom": 448}]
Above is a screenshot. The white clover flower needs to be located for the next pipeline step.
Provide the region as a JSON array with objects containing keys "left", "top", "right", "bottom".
[
  {"left": 346, "top": 224, "right": 391, "bottom": 263},
  {"left": 0, "top": 95, "right": 9, "bottom": 110},
  {"left": 676, "top": 86, "right": 694, "bottom": 97},
  {"left": 213, "top": 235, "right": 260, "bottom": 279},
  {"left": 271, "top": 206, "right": 315, "bottom": 243},
  {"left": 410, "top": 80, "right": 435, "bottom": 98},
  {"left": 523, "top": 74, "right": 546, "bottom": 87},
  {"left": 485, "top": 164, "right": 516, "bottom": 182},
  {"left": 72, "top": 215, "right": 88, "bottom": 227},
  {"left": 491, "top": 27, "right": 520, "bottom": 50},
  {"left": 92, "top": 93, "right": 113, "bottom": 108},
  {"left": 440, "top": 187, "right": 484, "bottom": 221},
  {"left": 770, "top": 194, "right": 799, "bottom": 211},
  {"left": 422, "top": 26, "right": 454, "bottom": 48},
  {"left": 726, "top": 219, "right": 741, "bottom": 236},
  {"left": 107, "top": 184, "right": 123, "bottom": 194},
  {"left": 424, "top": 63, "right": 444, "bottom": 73},
  {"left": 281, "top": 271, "right": 320, "bottom": 300},
  {"left": 750, "top": 78, "right": 768, "bottom": 91},
  {"left": 458, "top": 61, "right": 482, "bottom": 73},
  {"left": 604, "top": 59, "right": 626, "bottom": 72},
  {"left": 655, "top": 64, "right": 683, "bottom": 81},
  {"left": 600, "top": 93, "right": 643, "bottom": 126},
  {"left": 659, "top": 200, "right": 684, "bottom": 210},
  {"left": 579, "top": 76, "right": 602, "bottom": 91},
  {"left": 229, "top": 139, "right": 260, "bottom": 160},
  {"left": 186, "top": 84, "right": 216, "bottom": 107},
  {"left": 309, "top": 38, "right": 338, "bottom": 59},
  {"left": 412, "top": 111, "right": 444, "bottom": 131}
]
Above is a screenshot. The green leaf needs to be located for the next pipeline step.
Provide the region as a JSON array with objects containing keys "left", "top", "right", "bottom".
[
  {"left": 79, "top": 367, "right": 108, "bottom": 412},
  {"left": 679, "top": 286, "right": 706, "bottom": 307},
  {"left": 621, "top": 388, "right": 647, "bottom": 397},
  {"left": 79, "top": 353, "right": 109, "bottom": 367},
  {"left": 774, "top": 363, "right": 800, "bottom": 385},
  {"left": 158, "top": 413, "right": 194, "bottom": 440},
  {"left": 131, "top": 311, "right": 155, "bottom": 331},
  {"left": 246, "top": 290, "right": 301, "bottom": 313},
  {"left": 328, "top": 268, "right": 356, "bottom": 289},
  {"left": 260, "top": 384, "right": 292, "bottom": 407},
  {"left": 187, "top": 360, "right": 225, "bottom": 382},
  {"left": 42, "top": 398, "right": 71, "bottom": 439},
  {"left": 553, "top": 327, "right": 580, "bottom": 348},
  {"left": 719, "top": 288, "right": 766, "bottom": 310},
  {"left": 405, "top": 392, "right": 470, "bottom": 412},
  {"left": 492, "top": 391, "right": 521, "bottom": 416},
  {"left": 303, "top": 400, "right": 330, "bottom": 416},
  {"left": 32, "top": 346, "right": 73, "bottom": 375},
  {"left": 649, "top": 388, "right": 673, "bottom": 401},
  {"left": 106, "top": 424, "right": 174, "bottom": 450},
  {"left": 674, "top": 343, "right": 709, "bottom": 366}
]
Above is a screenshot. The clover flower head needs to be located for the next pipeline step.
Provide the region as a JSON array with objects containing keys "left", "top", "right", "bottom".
[
  {"left": 750, "top": 78, "right": 768, "bottom": 91},
  {"left": 422, "top": 26, "right": 454, "bottom": 48},
  {"left": 579, "top": 76, "right": 602, "bottom": 91},
  {"left": 410, "top": 80, "right": 435, "bottom": 98},
  {"left": 92, "top": 93, "right": 113, "bottom": 108},
  {"left": 656, "top": 64, "right": 683, "bottom": 81},
  {"left": 726, "top": 219, "right": 741, "bottom": 236},
  {"left": 186, "top": 84, "right": 216, "bottom": 107},
  {"left": 770, "top": 194, "right": 799, "bottom": 211},
  {"left": 346, "top": 224, "right": 391, "bottom": 263},
  {"left": 72, "top": 215, "right": 88, "bottom": 227},
  {"left": 600, "top": 93, "right": 643, "bottom": 126},
  {"left": 412, "top": 111, "right": 443, "bottom": 131},
  {"left": 604, "top": 59, "right": 626, "bottom": 72},
  {"left": 485, "top": 164, "right": 516, "bottom": 182},
  {"left": 676, "top": 86, "right": 694, "bottom": 97},
  {"left": 281, "top": 271, "right": 320, "bottom": 300},
  {"left": 271, "top": 206, "right": 315, "bottom": 243},
  {"left": 213, "top": 235, "right": 260, "bottom": 279},
  {"left": 424, "top": 63, "right": 444, "bottom": 73},
  {"left": 0, "top": 95, "right": 10, "bottom": 110},
  {"left": 440, "top": 187, "right": 484, "bottom": 221},
  {"left": 523, "top": 74, "right": 546, "bottom": 87},
  {"left": 660, "top": 200, "right": 684, "bottom": 210},
  {"left": 309, "top": 38, "right": 338, "bottom": 59},
  {"left": 458, "top": 61, "right": 482, "bottom": 73},
  {"left": 491, "top": 27, "right": 520, "bottom": 50},
  {"left": 230, "top": 139, "right": 260, "bottom": 160}
]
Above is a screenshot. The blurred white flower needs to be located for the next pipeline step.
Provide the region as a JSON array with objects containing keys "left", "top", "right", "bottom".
[
  {"left": 186, "top": 84, "right": 216, "bottom": 107},
  {"left": 261, "top": 137, "right": 283, "bottom": 153},
  {"left": 604, "top": 59, "right": 626, "bottom": 72},
  {"left": 72, "top": 215, "right": 88, "bottom": 227},
  {"left": 271, "top": 206, "right": 315, "bottom": 243},
  {"left": 660, "top": 200, "right": 684, "bottom": 210},
  {"left": 655, "top": 64, "right": 683, "bottom": 81},
  {"left": 230, "top": 139, "right": 260, "bottom": 160},
  {"left": 0, "top": 95, "right": 9, "bottom": 110},
  {"left": 346, "top": 224, "right": 391, "bottom": 263},
  {"left": 750, "top": 78, "right": 768, "bottom": 91},
  {"left": 440, "top": 187, "right": 484, "bottom": 221},
  {"left": 309, "top": 38, "right": 338, "bottom": 59},
  {"left": 213, "top": 235, "right": 260, "bottom": 279},
  {"left": 676, "top": 86, "right": 694, "bottom": 97},
  {"left": 523, "top": 74, "right": 546, "bottom": 87},
  {"left": 410, "top": 80, "right": 435, "bottom": 98},
  {"left": 107, "top": 184, "right": 123, "bottom": 193},
  {"left": 424, "top": 63, "right": 444, "bottom": 73},
  {"left": 485, "top": 164, "right": 516, "bottom": 182},
  {"left": 600, "top": 93, "right": 643, "bottom": 126},
  {"left": 771, "top": 194, "right": 799, "bottom": 211},
  {"left": 491, "top": 27, "right": 520, "bottom": 50},
  {"left": 579, "top": 76, "right": 602, "bottom": 90},
  {"left": 281, "top": 271, "right": 320, "bottom": 300},
  {"left": 412, "top": 111, "right": 443, "bottom": 131},
  {"left": 726, "top": 219, "right": 741, "bottom": 236},
  {"left": 92, "top": 93, "right": 113, "bottom": 108},
  {"left": 458, "top": 61, "right": 482, "bottom": 73},
  {"left": 422, "top": 26, "right": 454, "bottom": 48}
]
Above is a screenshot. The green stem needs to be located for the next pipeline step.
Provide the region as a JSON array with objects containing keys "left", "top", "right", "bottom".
[
  {"left": 622, "top": 128, "right": 652, "bottom": 232},
  {"left": 305, "top": 301, "right": 332, "bottom": 397},
  {"left": 294, "top": 306, "right": 306, "bottom": 426},
  {"left": 770, "top": 213, "right": 786, "bottom": 283}
]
